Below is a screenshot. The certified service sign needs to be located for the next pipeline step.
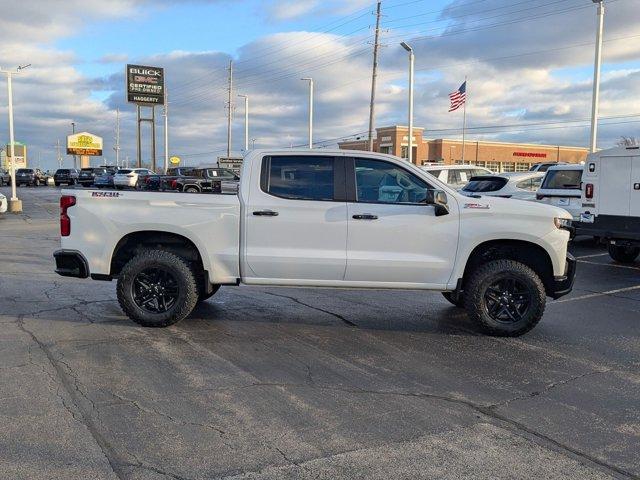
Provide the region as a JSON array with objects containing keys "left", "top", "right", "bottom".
[
  {"left": 67, "top": 132, "right": 103, "bottom": 156},
  {"left": 127, "top": 64, "right": 165, "bottom": 105}
]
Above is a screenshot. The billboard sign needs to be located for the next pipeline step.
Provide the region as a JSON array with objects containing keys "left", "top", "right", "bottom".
[
  {"left": 67, "top": 132, "right": 103, "bottom": 156},
  {"left": 170, "top": 156, "right": 181, "bottom": 165},
  {"left": 127, "top": 64, "right": 165, "bottom": 105}
]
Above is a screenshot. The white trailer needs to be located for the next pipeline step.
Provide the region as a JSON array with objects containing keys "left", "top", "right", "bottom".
[{"left": 577, "top": 146, "right": 640, "bottom": 263}]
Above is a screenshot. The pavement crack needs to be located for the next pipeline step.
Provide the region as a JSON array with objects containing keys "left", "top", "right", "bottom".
[{"left": 263, "top": 291, "right": 358, "bottom": 327}]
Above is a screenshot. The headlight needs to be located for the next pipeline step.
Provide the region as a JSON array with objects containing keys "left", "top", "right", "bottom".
[{"left": 554, "top": 217, "right": 572, "bottom": 231}]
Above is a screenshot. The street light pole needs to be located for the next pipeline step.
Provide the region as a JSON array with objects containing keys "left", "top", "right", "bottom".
[
  {"left": 301, "top": 78, "right": 314, "bottom": 148},
  {"left": 400, "top": 42, "right": 415, "bottom": 164},
  {"left": 590, "top": 0, "right": 605, "bottom": 153},
  {"left": 1, "top": 64, "right": 30, "bottom": 213},
  {"left": 163, "top": 87, "right": 169, "bottom": 173},
  {"left": 238, "top": 94, "right": 249, "bottom": 151},
  {"left": 71, "top": 121, "right": 77, "bottom": 168}
]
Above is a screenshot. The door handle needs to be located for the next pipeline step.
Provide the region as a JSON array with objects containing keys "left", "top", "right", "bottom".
[
  {"left": 352, "top": 214, "right": 378, "bottom": 220},
  {"left": 253, "top": 210, "right": 279, "bottom": 216}
]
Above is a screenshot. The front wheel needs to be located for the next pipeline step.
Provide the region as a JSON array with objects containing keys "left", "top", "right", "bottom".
[
  {"left": 464, "top": 260, "right": 546, "bottom": 337},
  {"left": 117, "top": 249, "right": 199, "bottom": 327},
  {"left": 608, "top": 244, "right": 640, "bottom": 264}
]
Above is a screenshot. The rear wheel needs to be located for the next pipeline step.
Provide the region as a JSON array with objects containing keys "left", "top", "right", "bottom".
[
  {"left": 608, "top": 244, "right": 640, "bottom": 264},
  {"left": 185, "top": 186, "right": 200, "bottom": 193},
  {"left": 464, "top": 259, "right": 546, "bottom": 337},
  {"left": 117, "top": 249, "right": 199, "bottom": 327}
]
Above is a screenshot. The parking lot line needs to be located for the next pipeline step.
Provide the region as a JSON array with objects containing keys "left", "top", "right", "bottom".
[
  {"left": 554, "top": 285, "right": 640, "bottom": 303},
  {"left": 574, "top": 253, "right": 609, "bottom": 260},
  {"left": 577, "top": 259, "right": 640, "bottom": 271}
]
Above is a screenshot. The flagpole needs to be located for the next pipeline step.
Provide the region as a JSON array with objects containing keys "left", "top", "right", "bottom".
[{"left": 461, "top": 76, "right": 467, "bottom": 163}]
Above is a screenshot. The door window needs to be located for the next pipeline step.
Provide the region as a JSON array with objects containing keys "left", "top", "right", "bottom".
[
  {"left": 263, "top": 156, "right": 335, "bottom": 201},
  {"left": 354, "top": 159, "right": 429, "bottom": 204}
]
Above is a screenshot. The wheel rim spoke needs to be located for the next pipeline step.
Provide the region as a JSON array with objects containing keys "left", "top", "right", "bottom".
[{"left": 483, "top": 274, "right": 531, "bottom": 324}]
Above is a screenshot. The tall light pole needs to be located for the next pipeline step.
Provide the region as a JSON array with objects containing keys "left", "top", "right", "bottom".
[
  {"left": 71, "top": 121, "right": 77, "bottom": 168},
  {"left": 400, "top": 42, "right": 415, "bottom": 164},
  {"left": 238, "top": 94, "right": 249, "bottom": 151},
  {"left": 590, "top": 0, "right": 605, "bottom": 153},
  {"left": 114, "top": 108, "right": 121, "bottom": 168},
  {"left": 1, "top": 64, "right": 30, "bottom": 213},
  {"left": 163, "top": 87, "right": 169, "bottom": 173},
  {"left": 301, "top": 78, "right": 314, "bottom": 148}
]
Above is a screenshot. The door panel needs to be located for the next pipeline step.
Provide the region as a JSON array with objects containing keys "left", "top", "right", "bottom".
[
  {"left": 631, "top": 156, "right": 640, "bottom": 217},
  {"left": 244, "top": 155, "right": 348, "bottom": 281},
  {"left": 600, "top": 156, "right": 632, "bottom": 216},
  {"left": 345, "top": 158, "right": 459, "bottom": 286}
]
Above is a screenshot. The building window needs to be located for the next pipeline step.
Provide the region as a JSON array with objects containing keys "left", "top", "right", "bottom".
[
  {"left": 515, "top": 163, "right": 530, "bottom": 172},
  {"left": 401, "top": 146, "right": 408, "bottom": 159},
  {"left": 502, "top": 162, "right": 516, "bottom": 172},
  {"left": 475, "top": 161, "right": 486, "bottom": 168},
  {"left": 379, "top": 146, "right": 391, "bottom": 155},
  {"left": 486, "top": 161, "right": 500, "bottom": 173}
]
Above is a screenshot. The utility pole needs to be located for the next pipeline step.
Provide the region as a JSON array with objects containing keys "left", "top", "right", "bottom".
[
  {"left": 238, "top": 94, "right": 249, "bottom": 151},
  {"left": 1, "top": 64, "right": 30, "bottom": 213},
  {"left": 368, "top": 1, "right": 382, "bottom": 152},
  {"left": 163, "top": 87, "right": 169, "bottom": 173},
  {"left": 114, "top": 108, "right": 120, "bottom": 167},
  {"left": 590, "top": 0, "right": 605, "bottom": 153},
  {"left": 226, "top": 60, "right": 233, "bottom": 159},
  {"left": 301, "top": 78, "right": 314, "bottom": 148}
]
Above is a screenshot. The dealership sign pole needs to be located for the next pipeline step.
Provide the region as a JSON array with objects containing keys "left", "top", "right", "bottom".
[{"left": 127, "top": 64, "right": 165, "bottom": 170}]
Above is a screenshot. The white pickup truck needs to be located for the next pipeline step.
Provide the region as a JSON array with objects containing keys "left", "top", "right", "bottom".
[{"left": 54, "top": 149, "right": 575, "bottom": 336}]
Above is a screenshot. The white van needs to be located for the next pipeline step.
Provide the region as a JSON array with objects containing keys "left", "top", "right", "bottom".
[
  {"left": 577, "top": 146, "right": 640, "bottom": 263},
  {"left": 536, "top": 164, "right": 583, "bottom": 220}
]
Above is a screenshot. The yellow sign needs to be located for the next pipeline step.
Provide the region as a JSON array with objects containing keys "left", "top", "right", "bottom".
[
  {"left": 170, "top": 156, "right": 181, "bottom": 165},
  {"left": 67, "top": 132, "right": 103, "bottom": 156}
]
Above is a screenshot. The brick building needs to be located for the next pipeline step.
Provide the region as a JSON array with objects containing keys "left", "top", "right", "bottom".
[{"left": 338, "top": 126, "right": 589, "bottom": 172}]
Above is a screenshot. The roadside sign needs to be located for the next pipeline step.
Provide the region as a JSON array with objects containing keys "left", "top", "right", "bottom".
[
  {"left": 67, "top": 132, "right": 103, "bottom": 156},
  {"left": 170, "top": 156, "right": 181, "bottom": 165},
  {"left": 127, "top": 64, "right": 165, "bottom": 105}
]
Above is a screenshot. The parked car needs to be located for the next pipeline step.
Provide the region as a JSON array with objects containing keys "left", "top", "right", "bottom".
[
  {"left": 529, "top": 162, "right": 568, "bottom": 173},
  {"left": 461, "top": 172, "right": 544, "bottom": 200},
  {"left": 536, "top": 164, "right": 583, "bottom": 220},
  {"left": 0, "top": 192, "right": 6, "bottom": 213},
  {"left": 173, "top": 167, "right": 240, "bottom": 193},
  {"left": 78, "top": 167, "right": 109, "bottom": 187},
  {"left": 94, "top": 167, "right": 121, "bottom": 188},
  {"left": 0, "top": 169, "right": 11, "bottom": 186},
  {"left": 16, "top": 168, "right": 46, "bottom": 186},
  {"left": 421, "top": 164, "right": 493, "bottom": 189},
  {"left": 576, "top": 146, "right": 640, "bottom": 264},
  {"left": 54, "top": 149, "right": 575, "bottom": 337},
  {"left": 113, "top": 168, "right": 155, "bottom": 189},
  {"left": 144, "top": 167, "right": 200, "bottom": 191},
  {"left": 54, "top": 168, "right": 80, "bottom": 186}
]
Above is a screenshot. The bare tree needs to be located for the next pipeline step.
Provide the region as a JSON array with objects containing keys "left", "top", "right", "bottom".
[{"left": 616, "top": 136, "right": 639, "bottom": 147}]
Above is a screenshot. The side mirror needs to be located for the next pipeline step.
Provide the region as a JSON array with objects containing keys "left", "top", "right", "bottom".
[{"left": 426, "top": 189, "right": 450, "bottom": 217}]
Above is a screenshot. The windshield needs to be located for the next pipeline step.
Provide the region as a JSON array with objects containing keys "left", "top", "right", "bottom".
[
  {"left": 462, "top": 177, "right": 508, "bottom": 193},
  {"left": 542, "top": 169, "right": 582, "bottom": 190}
]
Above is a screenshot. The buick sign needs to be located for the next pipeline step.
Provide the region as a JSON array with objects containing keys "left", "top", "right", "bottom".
[{"left": 126, "top": 64, "right": 165, "bottom": 105}]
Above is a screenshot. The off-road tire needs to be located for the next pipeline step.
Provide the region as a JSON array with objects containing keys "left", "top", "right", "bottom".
[
  {"left": 464, "top": 259, "right": 546, "bottom": 337},
  {"left": 117, "top": 249, "right": 199, "bottom": 327},
  {"left": 198, "top": 285, "right": 221, "bottom": 303},
  {"left": 442, "top": 291, "right": 464, "bottom": 308},
  {"left": 608, "top": 244, "right": 640, "bottom": 264}
]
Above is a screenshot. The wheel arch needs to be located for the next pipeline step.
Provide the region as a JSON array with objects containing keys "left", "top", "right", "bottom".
[{"left": 460, "top": 239, "right": 556, "bottom": 296}]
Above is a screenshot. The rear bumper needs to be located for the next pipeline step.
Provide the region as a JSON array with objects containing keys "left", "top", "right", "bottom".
[
  {"left": 53, "top": 250, "right": 89, "bottom": 278},
  {"left": 549, "top": 253, "right": 576, "bottom": 300}
]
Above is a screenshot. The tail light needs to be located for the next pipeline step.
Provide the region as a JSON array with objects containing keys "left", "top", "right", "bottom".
[
  {"left": 585, "top": 183, "right": 594, "bottom": 199},
  {"left": 171, "top": 180, "right": 178, "bottom": 189},
  {"left": 60, "top": 195, "right": 76, "bottom": 237},
  {"left": 145, "top": 177, "right": 151, "bottom": 183}
]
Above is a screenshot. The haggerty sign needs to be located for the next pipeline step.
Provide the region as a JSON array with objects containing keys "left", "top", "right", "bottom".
[
  {"left": 67, "top": 132, "right": 103, "bottom": 156},
  {"left": 127, "top": 64, "right": 165, "bottom": 105}
]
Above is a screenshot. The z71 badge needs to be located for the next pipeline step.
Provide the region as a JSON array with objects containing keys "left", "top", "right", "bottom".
[
  {"left": 464, "top": 203, "right": 490, "bottom": 209},
  {"left": 92, "top": 191, "right": 121, "bottom": 198}
]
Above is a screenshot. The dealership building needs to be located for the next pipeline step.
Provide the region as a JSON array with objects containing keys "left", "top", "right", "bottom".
[{"left": 338, "top": 126, "right": 589, "bottom": 172}]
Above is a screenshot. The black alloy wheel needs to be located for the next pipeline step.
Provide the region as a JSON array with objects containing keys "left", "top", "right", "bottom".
[
  {"left": 132, "top": 267, "right": 180, "bottom": 314},
  {"left": 483, "top": 276, "right": 531, "bottom": 323}
]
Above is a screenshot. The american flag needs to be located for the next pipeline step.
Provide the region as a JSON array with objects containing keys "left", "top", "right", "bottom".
[{"left": 449, "top": 81, "right": 467, "bottom": 112}]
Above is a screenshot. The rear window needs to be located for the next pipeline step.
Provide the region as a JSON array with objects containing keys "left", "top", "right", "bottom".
[
  {"left": 17, "top": 169, "right": 33, "bottom": 173},
  {"left": 462, "top": 177, "right": 508, "bottom": 193},
  {"left": 262, "top": 156, "right": 334, "bottom": 201},
  {"left": 541, "top": 169, "right": 582, "bottom": 190},
  {"left": 118, "top": 169, "right": 132, "bottom": 174},
  {"left": 56, "top": 169, "right": 70, "bottom": 174}
]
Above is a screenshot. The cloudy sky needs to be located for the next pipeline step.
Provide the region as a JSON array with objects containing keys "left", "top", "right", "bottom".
[{"left": 0, "top": 0, "right": 639, "bottom": 170}]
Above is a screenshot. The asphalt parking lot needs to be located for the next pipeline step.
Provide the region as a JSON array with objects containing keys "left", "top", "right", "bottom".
[{"left": 1, "top": 186, "right": 639, "bottom": 480}]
